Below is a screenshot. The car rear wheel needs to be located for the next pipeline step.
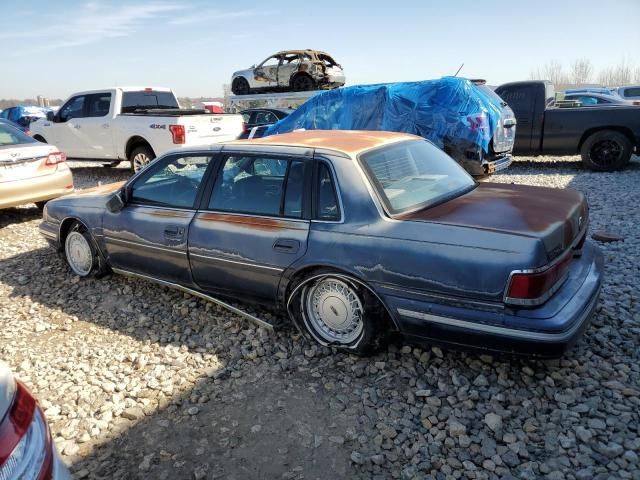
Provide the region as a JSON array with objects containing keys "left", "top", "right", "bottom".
[
  {"left": 581, "top": 130, "right": 632, "bottom": 171},
  {"left": 129, "top": 145, "right": 155, "bottom": 173},
  {"left": 232, "top": 78, "right": 250, "bottom": 95},
  {"left": 292, "top": 74, "right": 315, "bottom": 91},
  {"left": 64, "top": 222, "right": 108, "bottom": 278},
  {"left": 291, "top": 271, "right": 387, "bottom": 355}
]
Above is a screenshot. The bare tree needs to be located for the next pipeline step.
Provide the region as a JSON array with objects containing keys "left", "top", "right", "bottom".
[
  {"left": 598, "top": 59, "right": 633, "bottom": 86},
  {"left": 571, "top": 58, "right": 592, "bottom": 85},
  {"left": 529, "top": 60, "right": 569, "bottom": 86}
]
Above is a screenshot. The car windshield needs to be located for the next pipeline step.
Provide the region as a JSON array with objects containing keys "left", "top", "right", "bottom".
[
  {"left": 0, "top": 123, "right": 36, "bottom": 146},
  {"left": 359, "top": 140, "right": 476, "bottom": 215}
]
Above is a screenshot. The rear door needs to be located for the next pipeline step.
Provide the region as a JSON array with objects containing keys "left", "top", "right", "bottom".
[
  {"left": 189, "top": 148, "right": 312, "bottom": 302},
  {"left": 103, "top": 153, "right": 215, "bottom": 285}
]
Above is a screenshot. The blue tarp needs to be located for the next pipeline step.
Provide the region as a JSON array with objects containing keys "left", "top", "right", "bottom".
[
  {"left": 264, "top": 77, "right": 503, "bottom": 153},
  {"left": 0, "top": 106, "right": 51, "bottom": 126}
]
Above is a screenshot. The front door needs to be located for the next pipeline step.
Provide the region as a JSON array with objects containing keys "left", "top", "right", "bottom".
[
  {"left": 53, "top": 94, "right": 87, "bottom": 157},
  {"left": 253, "top": 55, "right": 281, "bottom": 88},
  {"left": 77, "top": 92, "right": 115, "bottom": 159},
  {"left": 189, "top": 152, "right": 311, "bottom": 301},
  {"left": 103, "top": 153, "right": 215, "bottom": 285}
]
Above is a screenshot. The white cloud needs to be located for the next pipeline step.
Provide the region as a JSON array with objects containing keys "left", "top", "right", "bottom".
[
  {"left": 1, "top": 2, "right": 186, "bottom": 53},
  {"left": 168, "top": 9, "right": 266, "bottom": 26}
]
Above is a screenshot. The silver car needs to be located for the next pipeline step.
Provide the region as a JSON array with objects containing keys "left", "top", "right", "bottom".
[{"left": 231, "top": 50, "right": 345, "bottom": 95}]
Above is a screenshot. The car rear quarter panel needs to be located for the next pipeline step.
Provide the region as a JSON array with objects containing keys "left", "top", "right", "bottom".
[{"left": 282, "top": 154, "right": 544, "bottom": 306}]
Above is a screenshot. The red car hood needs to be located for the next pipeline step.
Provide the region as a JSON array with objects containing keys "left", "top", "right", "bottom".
[{"left": 400, "top": 182, "right": 587, "bottom": 261}]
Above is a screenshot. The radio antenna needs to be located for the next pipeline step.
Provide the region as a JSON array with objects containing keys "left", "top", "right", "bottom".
[{"left": 453, "top": 63, "right": 464, "bottom": 77}]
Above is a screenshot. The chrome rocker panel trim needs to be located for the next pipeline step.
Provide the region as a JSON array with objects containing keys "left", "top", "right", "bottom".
[{"left": 111, "top": 268, "right": 274, "bottom": 331}]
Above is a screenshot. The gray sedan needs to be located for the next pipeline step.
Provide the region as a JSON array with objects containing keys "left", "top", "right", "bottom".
[{"left": 39, "top": 131, "right": 602, "bottom": 357}]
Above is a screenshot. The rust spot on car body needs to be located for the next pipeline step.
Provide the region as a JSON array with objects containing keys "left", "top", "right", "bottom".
[
  {"left": 147, "top": 209, "right": 192, "bottom": 218},
  {"left": 198, "top": 212, "right": 294, "bottom": 231},
  {"left": 64, "top": 181, "right": 125, "bottom": 197},
  {"left": 400, "top": 182, "right": 585, "bottom": 252}
]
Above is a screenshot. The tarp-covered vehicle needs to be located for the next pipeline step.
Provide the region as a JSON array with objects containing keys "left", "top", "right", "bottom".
[
  {"left": 264, "top": 77, "right": 516, "bottom": 176},
  {"left": 0, "top": 105, "right": 51, "bottom": 130}
]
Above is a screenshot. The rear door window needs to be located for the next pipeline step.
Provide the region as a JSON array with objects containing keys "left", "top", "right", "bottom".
[
  {"left": 209, "top": 155, "right": 305, "bottom": 218},
  {"left": 315, "top": 163, "right": 340, "bottom": 221},
  {"left": 86, "top": 93, "right": 112, "bottom": 117}
]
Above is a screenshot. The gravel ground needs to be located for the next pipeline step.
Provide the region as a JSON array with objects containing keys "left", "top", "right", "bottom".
[{"left": 1, "top": 157, "right": 639, "bottom": 480}]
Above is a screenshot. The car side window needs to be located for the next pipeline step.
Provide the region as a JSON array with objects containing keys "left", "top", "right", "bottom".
[
  {"left": 86, "top": 93, "right": 112, "bottom": 117},
  {"left": 209, "top": 155, "right": 304, "bottom": 218},
  {"left": 255, "top": 111, "right": 277, "bottom": 124},
  {"left": 131, "top": 155, "right": 212, "bottom": 209},
  {"left": 316, "top": 163, "right": 340, "bottom": 221},
  {"left": 58, "top": 96, "right": 86, "bottom": 122},
  {"left": 260, "top": 56, "right": 280, "bottom": 68}
]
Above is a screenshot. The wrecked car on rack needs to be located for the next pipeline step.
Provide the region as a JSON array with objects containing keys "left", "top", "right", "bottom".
[
  {"left": 40, "top": 130, "right": 601, "bottom": 358},
  {"left": 231, "top": 50, "right": 345, "bottom": 95},
  {"left": 264, "top": 77, "right": 516, "bottom": 176}
]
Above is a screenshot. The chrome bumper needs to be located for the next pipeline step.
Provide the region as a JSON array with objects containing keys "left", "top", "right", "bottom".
[{"left": 484, "top": 154, "right": 512, "bottom": 175}]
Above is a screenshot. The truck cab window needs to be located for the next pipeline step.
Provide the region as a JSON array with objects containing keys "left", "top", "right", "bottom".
[
  {"left": 87, "top": 93, "right": 112, "bottom": 117},
  {"left": 58, "top": 96, "right": 86, "bottom": 122}
]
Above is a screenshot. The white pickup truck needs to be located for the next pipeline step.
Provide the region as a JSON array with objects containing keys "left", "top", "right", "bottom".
[{"left": 30, "top": 87, "right": 244, "bottom": 172}]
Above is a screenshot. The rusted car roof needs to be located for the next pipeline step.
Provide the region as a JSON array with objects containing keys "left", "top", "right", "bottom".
[{"left": 228, "top": 130, "right": 420, "bottom": 155}]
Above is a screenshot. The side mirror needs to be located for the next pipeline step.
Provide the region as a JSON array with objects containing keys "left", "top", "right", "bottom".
[
  {"left": 46, "top": 111, "right": 55, "bottom": 122},
  {"left": 106, "top": 190, "right": 126, "bottom": 213}
]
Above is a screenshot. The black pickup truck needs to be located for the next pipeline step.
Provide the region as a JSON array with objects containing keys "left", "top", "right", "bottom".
[{"left": 495, "top": 81, "right": 640, "bottom": 171}]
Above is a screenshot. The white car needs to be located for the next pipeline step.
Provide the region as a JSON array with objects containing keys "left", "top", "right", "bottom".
[
  {"left": 0, "top": 362, "right": 71, "bottom": 480},
  {"left": 231, "top": 50, "right": 345, "bottom": 95},
  {"left": 30, "top": 87, "right": 245, "bottom": 172},
  {"left": 615, "top": 85, "right": 640, "bottom": 103}
]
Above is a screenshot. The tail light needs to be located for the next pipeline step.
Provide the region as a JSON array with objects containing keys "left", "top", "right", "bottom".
[
  {"left": 504, "top": 251, "right": 573, "bottom": 306},
  {"left": 0, "top": 382, "right": 53, "bottom": 480},
  {"left": 169, "top": 125, "right": 185, "bottom": 144},
  {"left": 44, "top": 152, "right": 66, "bottom": 166}
]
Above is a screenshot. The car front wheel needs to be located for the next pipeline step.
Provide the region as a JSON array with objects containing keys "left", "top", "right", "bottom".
[
  {"left": 292, "top": 272, "right": 387, "bottom": 355},
  {"left": 64, "top": 222, "right": 108, "bottom": 278}
]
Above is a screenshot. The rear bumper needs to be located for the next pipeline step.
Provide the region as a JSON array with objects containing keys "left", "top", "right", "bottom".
[
  {"left": 0, "top": 167, "right": 73, "bottom": 209},
  {"left": 484, "top": 154, "right": 512, "bottom": 175},
  {"left": 386, "top": 243, "right": 603, "bottom": 358}
]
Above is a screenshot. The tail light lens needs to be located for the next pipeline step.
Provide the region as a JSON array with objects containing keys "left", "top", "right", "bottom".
[
  {"left": 0, "top": 383, "right": 53, "bottom": 480},
  {"left": 169, "top": 125, "right": 185, "bottom": 144},
  {"left": 44, "top": 152, "right": 66, "bottom": 166},
  {"left": 504, "top": 252, "right": 573, "bottom": 306}
]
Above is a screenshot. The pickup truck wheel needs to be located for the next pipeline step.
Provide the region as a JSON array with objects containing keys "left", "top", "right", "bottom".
[
  {"left": 130, "top": 146, "right": 155, "bottom": 173},
  {"left": 581, "top": 130, "right": 632, "bottom": 171},
  {"left": 232, "top": 78, "right": 250, "bottom": 95},
  {"left": 292, "top": 74, "right": 315, "bottom": 91},
  {"left": 290, "top": 271, "right": 388, "bottom": 356}
]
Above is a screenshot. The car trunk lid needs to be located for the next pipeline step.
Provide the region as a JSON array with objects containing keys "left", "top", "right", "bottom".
[
  {"left": 400, "top": 182, "right": 587, "bottom": 262},
  {"left": 0, "top": 144, "right": 57, "bottom": 182}
]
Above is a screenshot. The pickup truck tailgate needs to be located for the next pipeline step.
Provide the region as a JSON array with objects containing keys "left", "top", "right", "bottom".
[{"left": 182, "top": 115, "right": 244, "bottom": 144}]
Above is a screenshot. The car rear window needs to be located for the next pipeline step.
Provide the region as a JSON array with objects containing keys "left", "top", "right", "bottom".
[
  {"left": 359, "top": 139, "right": 475, "bottom": 215},
  {"left": 121, "top": 91, "right": 179, "bottom": 113},
  {"left": 0, "top": 124, "right": 36, "bottom": 146}
]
